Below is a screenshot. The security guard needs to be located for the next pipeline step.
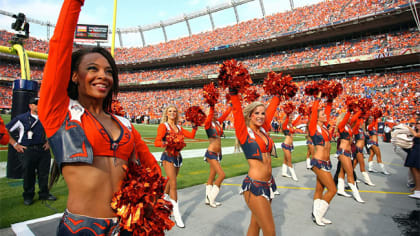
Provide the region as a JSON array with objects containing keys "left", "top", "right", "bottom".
[{"left": 6, "top": 97, "right": 56, "bottom": 205}]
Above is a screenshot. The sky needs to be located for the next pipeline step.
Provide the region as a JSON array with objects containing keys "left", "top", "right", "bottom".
[{"left": 0, "top": 0, "right": 323, "bottom": 47}]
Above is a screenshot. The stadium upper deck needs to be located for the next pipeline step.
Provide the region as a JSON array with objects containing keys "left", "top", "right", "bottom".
[{"left": 0, "top": 0, "right": 418, "bottom": 92}]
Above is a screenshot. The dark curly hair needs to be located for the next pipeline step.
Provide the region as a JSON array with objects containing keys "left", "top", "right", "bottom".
[{"left": 67, "top": 47, "right": 119, "bottom": 112}]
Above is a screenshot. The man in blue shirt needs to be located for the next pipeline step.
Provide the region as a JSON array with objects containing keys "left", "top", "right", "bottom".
[{"left": 6, "top": 97, "right": 56, "bottom": 205}]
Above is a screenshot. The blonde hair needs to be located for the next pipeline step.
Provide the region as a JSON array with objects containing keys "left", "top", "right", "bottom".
[
  {"left": 161, "top": 105, "right": 179, "bottom": 124},
  {"left": 234, "top": 102, "right": 266, "bottom": 153},
  {"left": 243, "top": 101, "right": 266, "bottom": 126}
]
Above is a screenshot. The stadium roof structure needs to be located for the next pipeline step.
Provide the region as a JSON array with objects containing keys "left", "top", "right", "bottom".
[{"left": 0, "top": 0, "right": 269, "bottom": 47}]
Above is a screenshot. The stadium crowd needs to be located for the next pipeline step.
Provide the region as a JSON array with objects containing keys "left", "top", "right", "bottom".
[
  {"left": 116, "top": 71, "right": 419, "bottom": 126},
  {"left": 1, "top": 29, "right": 418, "bottom": 84},
  {"left": 0, "top": 0, "right": 416, "bottom": 65},
  {"left": 114, "top": 0, "right": 412, "bottom": 63}
]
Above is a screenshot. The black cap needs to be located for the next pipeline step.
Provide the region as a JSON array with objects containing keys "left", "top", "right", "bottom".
[{"left": 29, "top": 97, "right": 39, "bottom": 105}]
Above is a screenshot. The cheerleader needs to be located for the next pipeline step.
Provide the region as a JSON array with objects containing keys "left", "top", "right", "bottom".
[
  {"left": 231, "top": 89, "right": 280, "bottom": 236},
  {"left": 335, "top": 109, "right": 365, "bottom": 203},
  {"left": 154, "top": 105, "right": 198, "bottom": 228},
  {"left": 281, "top": 110, "right": 301, "bottom": 181},
  {"left": 309, "top": 93, "right": 336, "bottom": 226},
  {"left": 204, "top": 104, "right": 232, "bottom": 207},
  {"left": 352, "top": 115, "right": 375, "bottom": 186},
  {"left": 366, "top": 115, "right": 389, "bottom": 174}
]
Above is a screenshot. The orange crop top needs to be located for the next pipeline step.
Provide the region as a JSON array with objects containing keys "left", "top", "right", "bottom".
[
  {"left": 231, "top": 94, "right": 279, "bottom": 160},
  {"left": 205, "top": 106, "right": 231, "bottom": 138},
  {"left": 282, "top": 115, "right": 301, "bottom": 136},
  {"left": 309, "top": 100, "right": 331, "bottom": 146},
  {"left": 154, "top": 122, "right": 197, "bottom": 148}
]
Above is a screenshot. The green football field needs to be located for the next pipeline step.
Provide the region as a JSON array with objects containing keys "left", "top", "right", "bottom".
[{"left": 0, "top": 114, "right": 334, "bottom": 228}]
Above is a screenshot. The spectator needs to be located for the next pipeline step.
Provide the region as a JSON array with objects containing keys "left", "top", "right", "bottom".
[{"left": 404, "top": 119, "right": 420, "bottom": 199}]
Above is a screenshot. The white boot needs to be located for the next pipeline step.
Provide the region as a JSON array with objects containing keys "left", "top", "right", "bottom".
[
  {"left": 337, "top": 178, "right": 351, "bottom": 197},
  {"left": 169, "top": 199, "right": 185, "bottom": 228},
  {"left": 313, "top": 199, "right": 330, "bottom": 226},
  {"left": 282, "top": 164, "right": 291, "bottom": 178},
  {"left": 312, "top": 199, "right": 325, "bottom": 226},
  {"left": 209, "top": 185, "right": 220, "bottom": 208},
  {"left": 368, "top": 161, "right": 377, "bottom": 172},
  {"left": 349, "top": 183, "right": 365, "bottom": 203},
  {"left": 289, "top": 166, "right": 298, "bottom": 181},
  {"left": 379, "top": 163, "right": 390, "bottom": 175},
  {"left": 306, "top": 158, "right": 312, "bottom": 169},
  {"left": 205, "top": 185, "right": 212, "bottom": 205},
  {"left": 313, "top": 199, "right": 332, "bottom": 224},
  {"left": 362, "top": 172, "right": 375, "bottom": 186}
]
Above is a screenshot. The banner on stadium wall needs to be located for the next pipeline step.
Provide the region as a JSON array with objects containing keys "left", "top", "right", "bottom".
[
  {"left": 320, "top": 46, "right": 419, "bottom": 66},
  {"left": 75, "top": 24, "right": 108, "bottom": 43}
]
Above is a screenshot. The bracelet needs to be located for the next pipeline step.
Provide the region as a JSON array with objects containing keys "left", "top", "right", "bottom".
[{"left": 13, "top": 142, "right": 18, "bottom": 147}]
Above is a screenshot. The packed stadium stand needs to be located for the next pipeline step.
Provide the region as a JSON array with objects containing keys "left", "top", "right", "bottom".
[{"left": 0, "top": 0, "right": 419, "bottom": 124}]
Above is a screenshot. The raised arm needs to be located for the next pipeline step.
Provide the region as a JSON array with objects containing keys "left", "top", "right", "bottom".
[
  {"left": 352, "top": 118, "right": 363, "bottom": 135},
  {"left": 309, "top": 99, "right": 320, "bottom": 137},
  {"left": 217, "top": 106, "right": 232, "bottom": 123},
  {"left": 350, "top": 110, "right": 361, "bottom": 126},
  {"left": 338, "top": 111, "right": 351, "bottom": 132},
  {"left": 292, "top": 115, "right": 301, "bottom": 127},
  {"left": 204, "top": 106, "right": 215, "bottom": 130},
  {"left": 263, "top": 96, "right": 280, "bottom": 131},
  {"left": 368, "top": 118, "right": 377, "bottom": 131},
  {"left": 282, "top": 115, "right": 290, "bottom": 131},
  {"left": 325, "top": 100, "right": 333, "bottom": 124},
  {"left": 38, "top": 0, "right": 84, "bottom": 138},
  {"left": 231, "top": 94, "right": 248, "bottom": 144}
]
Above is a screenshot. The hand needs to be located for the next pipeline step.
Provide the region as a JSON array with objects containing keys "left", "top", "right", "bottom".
[
  {"left": 43, "top": 142, "right": 50, "bottom": 151},
  {"left": 14, "top": 144, "right": 26, "bottom": 153}
]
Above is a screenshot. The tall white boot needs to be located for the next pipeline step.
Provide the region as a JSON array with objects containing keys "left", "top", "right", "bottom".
[
  {"left": 282, "top": 164, "right": 291, "bottom": 178},
  {"left": 289, "top": 166, "right": 298, "bottom": 181},
  {"left": 312, "top": 199, "right": 325, "bottom": 226},
  {"left": 362, "top": 172, "right": 375, "bottom": 186},
  {"left": 306, "top": 158, "right": 312, "bottom": 169},
  {"left": 205, "top": 185, "right": 212, "bottom": 205},
  {"left": 169, "top": 199, "right": 185, "bottom": 228},
  {"left": 313, "top": 199, "right": 331, "bottom": 224},
  {"left": 348, "top": 183, "right": 365, "bottom": 203},
  {"left": 337, "top": 178, "right": 351, "bottom": 197},
  {"left": 209, "top": 185, "right": 221, "bottom": 208},
  {"left": 313, "top": 199, "right": 330, "bottom": 226},
  {"left": 368, "top": 161, "right": 377, "bottom": 172},
  {"left": 379, "top": 163, "right": 390, "bottom": 175}
]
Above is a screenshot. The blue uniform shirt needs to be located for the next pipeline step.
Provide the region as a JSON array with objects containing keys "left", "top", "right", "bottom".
[{"left": 6, "top": 112, "right": 46, "bottom": 146}]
